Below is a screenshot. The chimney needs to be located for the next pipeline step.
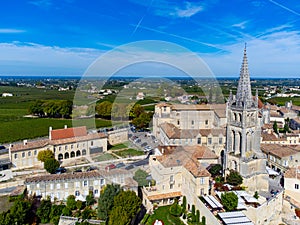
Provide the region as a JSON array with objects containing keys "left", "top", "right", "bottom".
[
  {"left": 64, "top": 125, "right": 68, "bottom": 129},
  {"left": 49, "top": 126, "right": 52, "bottom": 140},
  {"left": 23, "top": 140, "right": 27, "bottom": 145}
]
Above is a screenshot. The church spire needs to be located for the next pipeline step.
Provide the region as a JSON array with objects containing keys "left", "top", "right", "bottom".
[{"left": 236, "top": 43, "right": 254, "bottom": 108}]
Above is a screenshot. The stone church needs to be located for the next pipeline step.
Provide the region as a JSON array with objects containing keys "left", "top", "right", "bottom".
[{"left": 225, "top": 45, "right": 269, "bottom": 192}]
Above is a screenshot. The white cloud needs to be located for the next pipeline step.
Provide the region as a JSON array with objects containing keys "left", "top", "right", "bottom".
[
  {"left": 203, "top": 29, "right": 300, "bottom": 77},
  {"left": 1, "top": 28, "right": 300, "bottom": 78},
  {"left": 0, "top": 29, "right": 26, "bottom": 33},
  {"left": 170, "top": 2, "right": 203, "bottom": 18},
  {"left": 28, "top": 0, "right": 52, "bottom": 8},
  {"left": 129, "top": 0, "right": 204, "bottom": 18},
  {"left": 232, "top": 21, "right": 248, "bottom": 29},
  {"left": 0, "top": 42, "right": 102, "bottom": 75}
]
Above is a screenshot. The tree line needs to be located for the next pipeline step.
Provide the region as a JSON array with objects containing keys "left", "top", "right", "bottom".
[
  {"left": 95, "top": 101, "right": 153, "bottom": 129},
  {"left": 28, "top": 100, "right": 73, "bottom": 118}
]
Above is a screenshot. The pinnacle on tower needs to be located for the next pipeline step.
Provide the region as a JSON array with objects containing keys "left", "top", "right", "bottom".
[{"left": 235, "top": 44, "right": 254, "bottom": 108}]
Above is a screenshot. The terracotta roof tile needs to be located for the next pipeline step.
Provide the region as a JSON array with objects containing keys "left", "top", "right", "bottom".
[
  {"left": 10, "top": 140, "right": 49, "bottom": 152},
  {"left": 147, "top": 191, "right": 181, "bottom": 201},
  {"left": 261, "top": 144, "right": 298, "bottom": 158},
  {"left": 25, "top": 169, "right": 130, "bottom": 183},
  {"left": 160, "top": 123, "right": 225, "bottom": 139},
  {"left": 155, "top": 145, "right": 214, "bottom": 177},
  {"left": 284, "top": 166, "right": 300, "bottom": 180},
  {"left": 50, "top": 133, "right": 106, "bottom": 145},
  {"left": 51, "top": 126, "right": 87, "bottom": 140}
]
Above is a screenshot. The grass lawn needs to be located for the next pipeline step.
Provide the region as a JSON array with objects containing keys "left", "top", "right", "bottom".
[
  {"left": 109, "top": 143, "right": 129, "bottom": 150},
  {"left": 141, "top": 205, "right": 185, "bottom": 225},
  {"left": 113, "top": 148, "right": 144, "bottom": 158},
  {"left": 0, "top": 195, "right": 14, "bottom": 213},
  {"left": 93, "top": 153, "right": 117, "bottom": 162}
]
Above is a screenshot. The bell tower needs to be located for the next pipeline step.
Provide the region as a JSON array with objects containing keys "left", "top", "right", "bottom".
[{"left": 225, "top": 45, "right": 268, "bottom": 192}]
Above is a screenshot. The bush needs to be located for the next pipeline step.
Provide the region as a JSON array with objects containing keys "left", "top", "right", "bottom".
[
  {"left": 208, "top": 164, "right": 222, "bottom": 177},
  {"left": 221, "top": 192, "right": 238, "bottom": 211},
  {"left": 226, "top": 170, "right": 243, "bottom": 186},
  {"left": 169, "top": 202, "right": 182, "bottom": 217}
]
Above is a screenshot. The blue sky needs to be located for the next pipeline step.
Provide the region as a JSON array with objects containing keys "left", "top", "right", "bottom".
[{"left": 1, "top": 0, "right": 300, "bottom": 77}]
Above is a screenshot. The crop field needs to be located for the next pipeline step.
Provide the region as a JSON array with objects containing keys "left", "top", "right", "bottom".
[{"left": 0, "top": 86, "right": 113, "bottom": 144}]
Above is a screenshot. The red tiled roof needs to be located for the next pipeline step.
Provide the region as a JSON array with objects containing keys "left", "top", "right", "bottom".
[{"left": 51, "top": 126, "right": 87, "bottom": 140}]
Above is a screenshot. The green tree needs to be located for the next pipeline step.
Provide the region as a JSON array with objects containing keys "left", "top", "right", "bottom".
[
  {"left": 273, "top": 121, "right": 278, "bottom": 134},
  {"left": 81, "top": 207, "right": 93, "bottom": 220},
  {"left": 133, "top": 169, "right": 149, "bottom": 187},
  {"left": 221, "top": 192, "right": 238, "bottom": 211},
  {"left": 253, "top": 191, "right": 259, "bottom": 199},
  {"left": 50, "top": 204, "right": 65, "bottom": 225},
  {"left": 76, "top": 200, "right": 83, "bottom": 210},
  {"left": 196, "top": 210, "right": 200, "bottom": 223},
  {"left": 130, "top": 104, "right": 144, "bottom": 118},
  {"left": 109, "top": 190, "right": 141, "bottom": 225},
  {"left": 86, "top": 191, "right": 96, "bottom": 206},
  {"left": 169, "top": 200, "right": 182, "bottom": 217},
  {"left": 96, "top": 101, "right": 112, "bottom": 119},
  {"left": 181, "top": 196, "right": 187, "bottom": 212},
  {"left": 28, "top": 100, "right": 45, "bottom": 117},
  {"left": 36, "top": 198, "right": 52, "bottom": 223},
  {"left": 37, "top": 149, "right": 54, "bottom": 162},
  {"left": 97, "top": 184, "right": 121, "bottom": 221},
  {"left": 9, "top": 198, "right": 32, "bottom": 225},
  {"left": 208, "top": 164, "right": 223, "bottom": 177},
  {"left": 66, "top": 195, "right": 77, "bottom": 210},
  {"left": 226, "top": 170, "right": 243, "bottom": 186},
  {"left": 0, "top": 211, "right": 14, "bottom": 225},
  {"left": 62, "top": 206, "right": 72, "bottom": 216},
  {"left": 202, "top": 216, "right": 206, "bottom": 225},
  {"left": 44, "top": 157, "right": 60, "bottom": 174},
  {"left": 132, "top": 112, "right": 152, "bottom": 129},
  {"left": 108, "top": 206, "right": 129, "bottom": 225},
  {"left": 284, "top": 123, "right": 290, "bottom": 133}
]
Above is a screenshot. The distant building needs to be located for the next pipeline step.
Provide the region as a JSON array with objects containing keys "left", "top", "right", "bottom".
[
  {"left": 2, "top": 92, "right": 13, "bottom": 97},
  {"left": 136, "top": 92, "right": 145, "bottom": 100}
]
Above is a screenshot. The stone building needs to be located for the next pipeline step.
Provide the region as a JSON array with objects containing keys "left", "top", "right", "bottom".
[
  {"left": 142, "top": 145, "right": 217, "bottom": 210},
  {"left": 25, "top": 169, "right": 137, "bottom": 201},
  {"left": 224, "top": 46, "right": 269, "bottom": 192},
  {"left": 9, "top": 126, "right": 107, "bottom": 169},
  {"left": 261, "top": 144, "right": 300, "bottom": 172},
  {"left": 153, "top": 103, "right": 227, "bottom": 158},
  {"left": 284, "top": 166, "right": 300, "bottom": 205}
]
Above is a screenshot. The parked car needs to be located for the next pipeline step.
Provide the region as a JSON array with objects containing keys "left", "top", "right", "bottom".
[
  {"left": 86, "top": 166, "right": 96, "bottom": 172},
  {"left": 55, "top": 167, "right": 67, "bottom": 174},
  {"left": 74, "top": 169, "right": 82, "bottom": 173},
  {"left": 105, "top": 164, "right": 116, "bottom": 170},
  {"left": 141, "top": 142, "right": 147, "bottom": 147},
  {"left": 125, "top": 164, "right": 135, "bottom": 170},
  {"left": 115, "top": 162, "right": 125, "bottom": 168}
]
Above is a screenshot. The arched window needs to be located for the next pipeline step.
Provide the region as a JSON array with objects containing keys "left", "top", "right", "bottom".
[
  {"left": 76, "top": 150, "right": 81, "bottom": 157},
  {"left": 64, "top": 152, "right": 69, "bottom": 159},
  {"left": 82, "top": 149, "right": 87, "bottom": 155},
  {"left": 58, "top": 154, "right": 63, "bottom": 160},
  {"left": 70, "top": 151, "right": 75, "bottom": 158}
]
